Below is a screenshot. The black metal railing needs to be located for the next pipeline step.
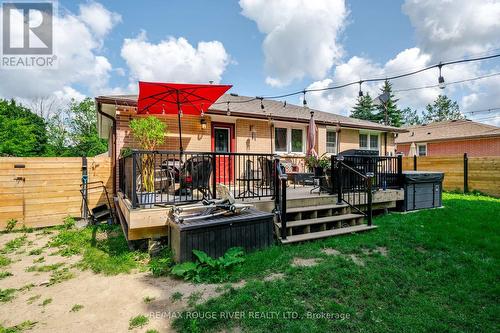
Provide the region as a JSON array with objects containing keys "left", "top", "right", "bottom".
[
  {"left": 273, "top": 158, "right": 288, "bottom": 240},
  {"left": 119, "top": 150, "right": 276, "bottom": 208},
  {"left": 331, "top": 155, "right": 402, "bottom": 191},
  {"left": 332, "top": 156, "right": 373, "bottom": 225}
]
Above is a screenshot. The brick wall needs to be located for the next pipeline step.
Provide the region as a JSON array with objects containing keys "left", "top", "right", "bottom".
[
  {"left": 235, "top": 118, "right": 272, "bottom": 153},
  {"left": 396, "top": 137, "right": 500, "bottom": 157}
]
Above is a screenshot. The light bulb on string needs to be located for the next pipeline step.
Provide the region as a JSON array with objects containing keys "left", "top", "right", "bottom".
[
  {"left": 260, "top": 98, "right": 265, "bottom": 111},
  {"left": 438, "top": 64, "right": 445, "bottom": 89},
  {"left": 200, "top": 103, "right": 205, "bottom": 117},
  {"left": 283, "top": 101, "right": 287, "bottom": 108},
  {"left": 226, "top": 101, "right": 231, "bottom": 116},
  {"left": 358, "top": 81, "right": 363, "bottom": 97},
  {"left": 179, "top": 106, "right": 183, "bottom": 117},
  {"left": 302, "top": 91, "right": 307, "bottom": 108}
]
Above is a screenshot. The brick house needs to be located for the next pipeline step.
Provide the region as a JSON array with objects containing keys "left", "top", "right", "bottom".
[
  {"left": 95, "top": 94, "right": 405, "bottom": 186},
  {"left": 396, "top": 119, "right": 500, "bottom": 157}
]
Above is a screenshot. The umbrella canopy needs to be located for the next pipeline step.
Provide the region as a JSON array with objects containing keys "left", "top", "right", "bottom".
[
  {"left": 307, "top": 111, "right": 318, "bottom": 158},
  {"left": 409, "top": 142, "right": 417, "bottom": 156},
  {"left": 137, "top": 82, "right": 232, "bottom": 152}
]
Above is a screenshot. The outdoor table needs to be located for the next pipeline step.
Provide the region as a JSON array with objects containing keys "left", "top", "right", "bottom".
[
  {"left": 287, "top": 172, "right": 314, "bottom": 188},
  {"left": 237, "top": 177, "right": 262, "bottom": 198}
]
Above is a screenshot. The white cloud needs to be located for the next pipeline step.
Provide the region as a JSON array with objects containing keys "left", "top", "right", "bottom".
[
  {"left": 402, "top": 0, "right": 500, "bottom": 61},
  {"left": 79, "top": 1, "right": 122, "bottom": 39},
  {"left": 121, "top": 32, "right": 230, "bottom": 84},
  {"left": 239, "top": 0, "right": 348, "bottom": 86},
  {"left": 0, "top": 2, "right": 120, "bottom": 101}
]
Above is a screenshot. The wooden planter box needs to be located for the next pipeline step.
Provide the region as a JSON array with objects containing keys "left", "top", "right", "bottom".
[{"left": 170, "top": 208, "right": 274, "bottom": 262}]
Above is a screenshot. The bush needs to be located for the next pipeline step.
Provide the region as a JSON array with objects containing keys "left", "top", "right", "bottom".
[
  {"left": 5, "top": 219, "right": 17, "bottom": 232},
  {"left": 171, "top": 248, "right": 245, "bottom": 283},
  {"left": 148, "top": 249, "right": 173, "bottom": 277}
]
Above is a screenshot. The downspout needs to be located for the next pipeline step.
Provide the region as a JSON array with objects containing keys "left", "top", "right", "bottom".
[{"left": 96, "top": 100, "right": 117, "bottom": 194}]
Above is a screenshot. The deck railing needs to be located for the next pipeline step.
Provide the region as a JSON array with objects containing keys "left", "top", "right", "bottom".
[{"left": 119, "top": 150, "right": 276, "bottom": 208}]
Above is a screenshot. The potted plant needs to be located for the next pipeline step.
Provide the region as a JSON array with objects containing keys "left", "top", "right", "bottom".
[
  {"left": 129, "top": 116, "right": 167, "bottom": 208},
  {"left": 305, "top": 153, "right": 330, "bottom": 177}
]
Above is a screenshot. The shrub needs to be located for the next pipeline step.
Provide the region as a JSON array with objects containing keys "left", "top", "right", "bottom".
[
  {"left": 171, "top": 248, "right": 245, "bottom": 283},
  {"left": 148, "top": 249, "right": 173, "bottom": 277},
  {"left": 129, "top": 315, "right": 149, "bottom": 330},
  {"left": 5, "top": 219, "right": 17, "bottom": 232}
]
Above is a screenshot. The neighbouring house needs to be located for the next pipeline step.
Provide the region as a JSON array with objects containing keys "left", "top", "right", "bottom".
[
  {"left": 396, "top": 119, "right": 500, "bottom": 157},
  {"left": 96, "top": 94, "right": 406, "bottom": 178}
]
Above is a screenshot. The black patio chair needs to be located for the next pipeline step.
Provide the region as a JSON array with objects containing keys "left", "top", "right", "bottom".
[
  {"left": 178, "top": 156, "right": 213, "bottom": 199},
  {"left": 258, "top": 156, "right": 274, "bottom": 190}
]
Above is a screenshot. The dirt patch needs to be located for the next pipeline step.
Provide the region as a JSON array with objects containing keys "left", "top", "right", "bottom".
[
  {"left": 291, "top": 258, "right": 321, "bottom": 267},
  {"left": 349, "top": 254, "right": 365, "bottom": 267},
  {"left": 0, "top": 231, "right": 228, "bottom": 333},
  {"left": 263, "top": 273, "right": 285, "bottom": 281},
  {"left": 321, "top": 248, "right": 341, "bottom": 256}
]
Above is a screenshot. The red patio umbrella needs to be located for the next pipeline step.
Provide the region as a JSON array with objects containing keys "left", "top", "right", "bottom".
[
  {"left": 137, "top": 81, "right": 232, "bottom": 153},
  {"left": 307, "top": 111, "right": 318, "bottom": 158}
]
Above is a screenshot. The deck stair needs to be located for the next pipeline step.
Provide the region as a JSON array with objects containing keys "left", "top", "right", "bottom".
[{"left": 276, "top": 202, "right": 376, "bottom": 244}]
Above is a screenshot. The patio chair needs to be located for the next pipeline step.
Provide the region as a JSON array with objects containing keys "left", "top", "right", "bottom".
[
  {"left": 258, "top": 156, "right": 274, "bottom": 189},
  {"left": 178, "top": 156, "right": 213, "bottom": 199}
]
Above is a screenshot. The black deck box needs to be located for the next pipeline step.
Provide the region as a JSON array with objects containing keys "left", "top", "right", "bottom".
[
  {"left": 401, "top": 171, "right": 444, "bottom": 211},
  {"left": 170, "top": 208, "right": 274, "bottom": 262}
]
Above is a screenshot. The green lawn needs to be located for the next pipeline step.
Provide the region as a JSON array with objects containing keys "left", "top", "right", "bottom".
[{"left": 173, "top": 193, "right": 500, "bottom": 333}]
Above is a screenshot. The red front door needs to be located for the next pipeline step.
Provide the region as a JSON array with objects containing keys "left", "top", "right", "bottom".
[{"left": 211, "top": 123, "right": 235, "bottom": 184}]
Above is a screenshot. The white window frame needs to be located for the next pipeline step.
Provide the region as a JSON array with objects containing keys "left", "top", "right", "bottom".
[
  {"left": 359, "top": 131, "right": 380, "bottom": 152},
  {"left": 274, "top": 123, "right": 306, "bottom": 155},
  {"left": 326, "top": 129, "right": 337, "bottom": 154},
  {"left": 417, "top": 143, "right": 427, "bottom": 156}
]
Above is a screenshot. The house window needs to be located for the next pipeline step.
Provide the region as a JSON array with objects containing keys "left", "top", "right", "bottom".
[
  {"left": 326, "top": 130, "right": 337, "bottom": 154},
  {"left": 274, "top": 125, "right": 305, "bottom": 154},
  {"left": 291, "top": 129, "right": 303, "bottom": 153},
  {"left": 359, "top": 133, "right": 379, "bottom": 152},
  {"left": 418, "top": 144, "right": 427, "bottom": 156},
  {"left": 275, "top": 127, "right": 287, "bottom": 152}
]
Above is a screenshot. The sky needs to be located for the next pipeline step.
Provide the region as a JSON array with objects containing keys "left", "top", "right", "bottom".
[{"left": 1, "top": 0, "right": 499, "bottom": 125}]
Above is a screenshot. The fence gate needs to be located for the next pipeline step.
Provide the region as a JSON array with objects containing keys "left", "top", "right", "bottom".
[{"left": 0, "top": 160, "right": 25, "bottom": 226}]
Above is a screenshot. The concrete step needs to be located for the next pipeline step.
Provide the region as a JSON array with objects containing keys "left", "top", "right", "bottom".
[
  {"left": 286, "top": 203, "right": 348, "bottom": 214},
  {"left": 280, "top": 225, "right": 377, "bottom": 244},
  {"left": 276, "top": 213, "right": 364, "bottom": 229}
]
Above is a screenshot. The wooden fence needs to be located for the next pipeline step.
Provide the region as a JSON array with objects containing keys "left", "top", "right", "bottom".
[
  {"left": 402, "top": 155, "right": 500, "bottom": 197},
  {"left": 0, "top": 157, "right": 112, "bottom": 230}
]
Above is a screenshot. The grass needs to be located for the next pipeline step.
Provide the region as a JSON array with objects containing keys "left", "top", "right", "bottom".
[
  {"left": 170, "top": 291, "right": 183, "bottom": 302},
  {"left": 17, "top": 284, "right": 34, "bottom": 292},
  {"left": 70, "top": 304, "right": 84, "bottom": 312},
  {"left": 143, "top": 296, "right": 156, "bottom": 304},
  {"left": 146, "top": 330, "right": 159, "bottom": 333},
  {"left": 27, "top": 294, "right": 41, "bottom": 304},
  {"left": 0, "top": 235, "right": 27, "bottom": 254},
  {"left": 48, "top": 224, "right": 148, "bottom": 275},
  {"left": 26, "top": 263, "right": 63, "bottom": 272},
  {"left": 0, "top": 288, "right": 16, "bottom": 302},
  {"left": 0, "top": 254, "right": 11, "bottom": 267},
  {"left": 173, "top": 193, "right": 500, "bottom": 333},
  {"left": 32, "top": 257, "right": 45, "bottom": 263},
  {"left": 128, "top": 315, "right": 149, "bottom": 330},
  {"left": 28, "top": 248, "right": 43, "bottom": 256},
  {"left": 0, "top": 320, "right": 37, "bottom": 332},
  {"left": 47, "top": 268, "right": 75, "bottom": 286},
  {"left": 39, "top": 298, "right": 52, "bottom": 306},
  {"left": 187, "top": 292, "right": 202, "bottom": 307},
  {"left": 0, "top": 271, "right": 13, "bottom": 279}
]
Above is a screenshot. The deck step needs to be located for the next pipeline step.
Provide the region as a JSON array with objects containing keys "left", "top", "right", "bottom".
[
  {"left": 276, "top": 213, "right": 364, "bottom": 229},
  {"left": 280, "top": 225, "right": 377, "bottom": 244},
  {"left": 286, "top": 203, "right": 348, "bottom": 214}
]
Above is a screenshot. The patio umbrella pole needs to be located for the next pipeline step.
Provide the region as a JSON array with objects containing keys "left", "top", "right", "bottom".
[{"left": 176, "top": 90, "right": 184, "bottom": 155}]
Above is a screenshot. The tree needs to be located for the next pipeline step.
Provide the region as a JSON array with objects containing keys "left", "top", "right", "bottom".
[
  {"left": 350, "top": 93, "right": 376, "bottom": 122},
  {"left": 374, "top": 80, "right": 402, "bottom": 127},
  {"left": 401, "top": 107, "right": 423, "bottom": 126},
  {"left": 66, "top": 98, "right": 108, "bottom": 157},
  {"left": 0, "top": 99, "right": 47, "bottom": 156},
  {"left": 422, "top": 95, "right": 463, "bottom": 123}
]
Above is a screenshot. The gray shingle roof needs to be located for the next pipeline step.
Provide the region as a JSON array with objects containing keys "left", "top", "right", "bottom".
[
  {"left": 395, "top": 119, "right": 500, "bottom": 143},
  {"left": 95, "top": 94, "right": 406, "bottom": 132}
]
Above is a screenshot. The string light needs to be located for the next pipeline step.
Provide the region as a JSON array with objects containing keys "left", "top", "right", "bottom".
[
  {"left": 358, "top": 81, "right": 363, "bottom": 97},
  {"left": 179, "top": 106, "right": 183, "bottom": 117},
  {"left": 438, "top": 63, "right": 445, "bottom": 89},
  {"left": 226, "top": 101, "right": 231, "bottom": 116},
  {"left": 260, "top": 97, "right": 265, "bottom": 110},
  {"left": 302, "top": 91, "right": 307, "bottom": 107},
  {"left": 283, "top": 100, "right": 287, "bottom": 108},
  {"left": 200, "top": 103, "right": 205, "bottom": 117}
]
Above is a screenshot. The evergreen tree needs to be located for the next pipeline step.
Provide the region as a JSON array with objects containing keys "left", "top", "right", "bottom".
[
  {"left": 374, "top": 80, "right": 402, "bottom": 127},
  {"left": 350, "top": 93, "right": 376, "bottom": 121},
  {"left": 401, "top": 107, "right": 423, "bottom": 126},
  {"left": 422, "top": 95, "right": 463, "bottom": 123}
]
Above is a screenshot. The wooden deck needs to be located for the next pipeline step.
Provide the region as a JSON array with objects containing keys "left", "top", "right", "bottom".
[{"left": 115, "top": 186, "right": 403, "bottom": 241}]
